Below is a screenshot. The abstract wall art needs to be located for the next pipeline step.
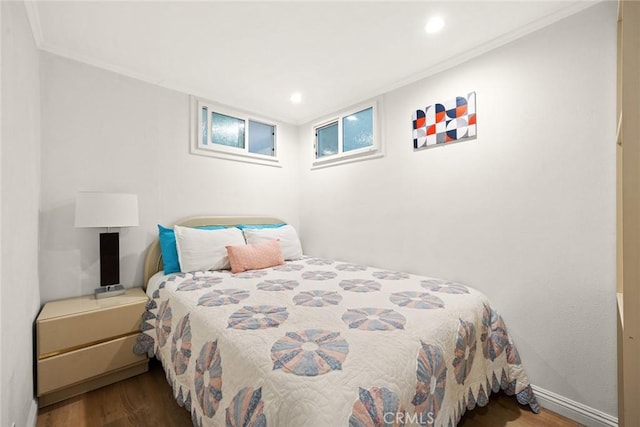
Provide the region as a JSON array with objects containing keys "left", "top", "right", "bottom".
[{"left": 412, "top": 92, "right": 476, "bottom": 149}]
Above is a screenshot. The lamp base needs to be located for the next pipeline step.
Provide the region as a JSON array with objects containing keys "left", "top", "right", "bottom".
[{"left": 95, "top": 284, "right": 126, "bottom": 299}]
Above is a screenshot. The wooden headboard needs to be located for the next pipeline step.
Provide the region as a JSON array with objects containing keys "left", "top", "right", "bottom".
[{"left": 143, "top": 215, "right": 285, "bottom": 287}]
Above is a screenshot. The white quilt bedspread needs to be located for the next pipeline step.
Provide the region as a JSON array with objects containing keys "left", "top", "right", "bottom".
[{"left": 136, "top": 257, "right": 538, "bottom": 427}]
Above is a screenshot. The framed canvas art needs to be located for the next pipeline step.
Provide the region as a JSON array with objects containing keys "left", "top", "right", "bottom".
[{"left": 413, "top": 92, "right": 476, "bottom": 149}]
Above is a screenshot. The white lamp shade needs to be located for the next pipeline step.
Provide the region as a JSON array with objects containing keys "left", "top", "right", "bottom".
[{"left": 75, "top": 192, "right": 139, "bottom": 228}]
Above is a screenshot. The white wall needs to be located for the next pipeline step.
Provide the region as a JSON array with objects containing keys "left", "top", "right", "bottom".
[
  {"left": 298, "top": 2, "right": 617, "bottom": 417},
  {"left": 39, "top": 53, "right": 300, "bottom": 302},
  {"left": 1, "top": 1, "right": 41, "bottom": 426}
]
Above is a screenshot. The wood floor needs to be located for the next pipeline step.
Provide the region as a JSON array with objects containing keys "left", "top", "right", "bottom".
[{"left": 37, "top": 359, "right": 582, "bottom": 427}]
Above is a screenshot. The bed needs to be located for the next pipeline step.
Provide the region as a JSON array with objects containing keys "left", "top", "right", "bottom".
[{"left": 135, "top": 216, "right": 539, "bottom": 426}]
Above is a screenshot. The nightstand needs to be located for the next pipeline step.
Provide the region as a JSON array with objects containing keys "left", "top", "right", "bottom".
[{"left": 36, "top": 287, "right": 149, "bottom": 407}]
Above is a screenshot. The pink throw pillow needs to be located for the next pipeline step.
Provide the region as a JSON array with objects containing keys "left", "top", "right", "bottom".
[{"left": 226, "top": 239, "right": 285, "bottom": 273}]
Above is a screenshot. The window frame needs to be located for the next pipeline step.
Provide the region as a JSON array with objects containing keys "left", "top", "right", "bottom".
[
  {"left": 311, "top": 98, "right": 383, "bottom": 169},
  {"left": 191, "top": 96, "right": 279, "bottom": 167}
]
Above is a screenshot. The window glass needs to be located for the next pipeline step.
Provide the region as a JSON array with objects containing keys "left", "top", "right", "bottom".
[
  {"left": 211, "top": 112, "right": 245, "bottom": 148},
  {"left": 201, "top": 107, "right": 208, "bottom": 145},
  {"left": 248, "top": 120, "right": 275, "bottom": 156},
  {"left": 343, "top": 107, "right": 373, "bottom": 152},
  {"left": 317, "top": 122, "right": 339, "bottom": 158}
]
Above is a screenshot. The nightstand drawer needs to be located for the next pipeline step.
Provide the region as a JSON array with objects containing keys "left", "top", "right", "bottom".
[
  {"left": 38, "top": 334, "right": 145, "bottom": 395},
  {"left": 38, "top": 300, "right": 146, "bottom": 356}
]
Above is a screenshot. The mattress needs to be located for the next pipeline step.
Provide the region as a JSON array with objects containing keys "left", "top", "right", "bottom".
[{"left": 135, "top": 257, "right": 538, "bottom": 426}]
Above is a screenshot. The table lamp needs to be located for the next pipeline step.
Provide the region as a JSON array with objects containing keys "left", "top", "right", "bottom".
[{"left": 74, "top": 192, "right": 139, "bottom": 298}]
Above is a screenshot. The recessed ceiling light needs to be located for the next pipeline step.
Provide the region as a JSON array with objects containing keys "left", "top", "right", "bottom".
[
  {"left": 290, "top": 92, "right": 302, "bottom": 104},
  {"left": 425, "top": 16, "right": 445, "bottom": 34}
]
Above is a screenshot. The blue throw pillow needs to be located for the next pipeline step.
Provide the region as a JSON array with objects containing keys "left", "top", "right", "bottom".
[
  {"left": 236, "top": 223, "right": 286, "bottom": 230},
  {"left": 157, "top": 224, "right": 227, "bottom": 274}
]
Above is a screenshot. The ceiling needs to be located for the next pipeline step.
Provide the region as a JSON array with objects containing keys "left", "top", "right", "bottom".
[{"left": 28, "top": 1, "right": 601, "bottom": 124}]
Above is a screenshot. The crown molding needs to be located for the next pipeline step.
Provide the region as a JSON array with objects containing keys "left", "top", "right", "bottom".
[
  {"left": 38, "top": 43, "right": 299, "bottom": 126},
  {"left": 295, "top": 0, "right": 604, "bottom": 126},
  {"left": 25, "top": 0, "right": 604, "bottom": 126}
]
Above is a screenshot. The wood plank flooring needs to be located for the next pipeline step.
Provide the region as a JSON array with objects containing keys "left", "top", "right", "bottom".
[{"left": 37, "top": 359, "right": 582, "bottom": 426}]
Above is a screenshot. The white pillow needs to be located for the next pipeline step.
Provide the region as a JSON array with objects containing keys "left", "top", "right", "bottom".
[
  {"left": 174, "top": 226, "right": 245, "bottom": 272},
  {"left": 242, "top": 225, "right": 303, "bottom": 260}
]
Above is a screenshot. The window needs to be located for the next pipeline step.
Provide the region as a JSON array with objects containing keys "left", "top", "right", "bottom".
[
  {"left": 211, "top": 112, "right": 245, "bottom": 149},
  {"left": 248, "top": 120, "right": 276, "bottom": 156},
  {"left": 312, "top": 99, "right": 382, "bottom": 167},
  {"left": 192, "top": 97, "right": 278, "bottom": 166},
  {"left": 316, "top": 122, "right": 339, "bottom": 157},
  {"left": 343, "top": 107, "right": 373, "bottom": 152}
]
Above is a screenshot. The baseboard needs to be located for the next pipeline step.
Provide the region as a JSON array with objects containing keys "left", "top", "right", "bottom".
[
  {"left": 27, "top": 398, "right": 38, "bottom": 427},
  {"left": 532, "top": 385, "right": 618, "bottom": 427}
]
